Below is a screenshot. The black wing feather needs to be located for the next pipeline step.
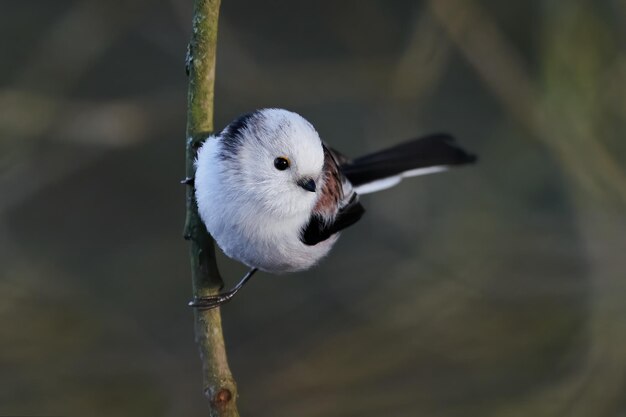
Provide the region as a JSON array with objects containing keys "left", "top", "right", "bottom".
[
  {"left": 340, "top": 133, "right": 476, "bottom": 187},
  {"left": 300, "top": 194, "right": 365, "bottom": 246}
]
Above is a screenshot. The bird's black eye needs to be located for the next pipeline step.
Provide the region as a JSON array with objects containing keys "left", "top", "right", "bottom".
[{"left": 274, "top": 157, "right": 290, "bottom": 171}]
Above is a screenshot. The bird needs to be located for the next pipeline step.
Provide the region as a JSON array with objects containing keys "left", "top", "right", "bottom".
[{"left": 189, "top": 108, "right": 476, "bottom": 309}]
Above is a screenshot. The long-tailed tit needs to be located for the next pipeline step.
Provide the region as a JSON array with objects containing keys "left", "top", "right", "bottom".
[{"left": 189, "top": 108, "right": 476, "bottom": 309}]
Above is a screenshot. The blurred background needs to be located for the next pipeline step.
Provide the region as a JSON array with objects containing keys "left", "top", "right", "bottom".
[{"left": 2, "top": 0, "right": 626, "bottom": 416}]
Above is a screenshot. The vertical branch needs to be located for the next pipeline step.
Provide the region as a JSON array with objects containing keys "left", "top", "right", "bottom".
[{"left": 184, "top": 0, "right": 240, "bottom": 416}]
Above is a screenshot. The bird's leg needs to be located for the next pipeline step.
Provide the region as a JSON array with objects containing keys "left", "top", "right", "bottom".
[{"left": 188, "top": 268, "right": 258, "bottom": 310}]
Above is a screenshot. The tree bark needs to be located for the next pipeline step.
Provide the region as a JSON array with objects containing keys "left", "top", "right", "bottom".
[{"left": 184, "top": 1, "right": 240, "bottom": 416}]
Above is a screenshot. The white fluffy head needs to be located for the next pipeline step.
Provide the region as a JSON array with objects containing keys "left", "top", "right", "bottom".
[{"left": 215, "top": 108, "right": 325, "bottom": 217}]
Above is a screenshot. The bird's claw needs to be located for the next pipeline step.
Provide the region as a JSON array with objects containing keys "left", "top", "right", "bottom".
[
  {"left": 188, "top": 295, "right": 230, "bottom": 310},
  {"left": 187, "top": 268, "right": 258, "bottom": 310}
]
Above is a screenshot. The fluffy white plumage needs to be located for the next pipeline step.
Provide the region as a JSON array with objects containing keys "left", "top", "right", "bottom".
[{"left": 195, "top": 109, "right": 336, "bottom": 272}]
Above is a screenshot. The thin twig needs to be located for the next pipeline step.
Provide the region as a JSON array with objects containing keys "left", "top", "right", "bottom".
[{"left": 184, "top": 0, "right": 240, "bottom": 415}]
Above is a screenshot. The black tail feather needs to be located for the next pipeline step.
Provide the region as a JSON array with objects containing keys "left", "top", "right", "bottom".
[{"left": 340, "top": 133, "right": 476, "bottom": 187}]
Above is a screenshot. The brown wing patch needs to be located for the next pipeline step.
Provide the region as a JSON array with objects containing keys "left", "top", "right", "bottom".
[{"left": 313, "top": 146, "right": 343, "bottom": 220}]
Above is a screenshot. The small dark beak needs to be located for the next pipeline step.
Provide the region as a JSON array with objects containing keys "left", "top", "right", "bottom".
[{"left": 297, "top": 177, "right": 316, "bottom": 192}]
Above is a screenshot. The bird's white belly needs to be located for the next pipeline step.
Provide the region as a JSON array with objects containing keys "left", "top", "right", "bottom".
[{"left": 213, "top": 212, "right": 338, "bottom": 273}]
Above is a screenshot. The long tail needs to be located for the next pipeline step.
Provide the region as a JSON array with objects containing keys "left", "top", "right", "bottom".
[{"left": 340, "top": 133, "right": 476, "bottom": 195}]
